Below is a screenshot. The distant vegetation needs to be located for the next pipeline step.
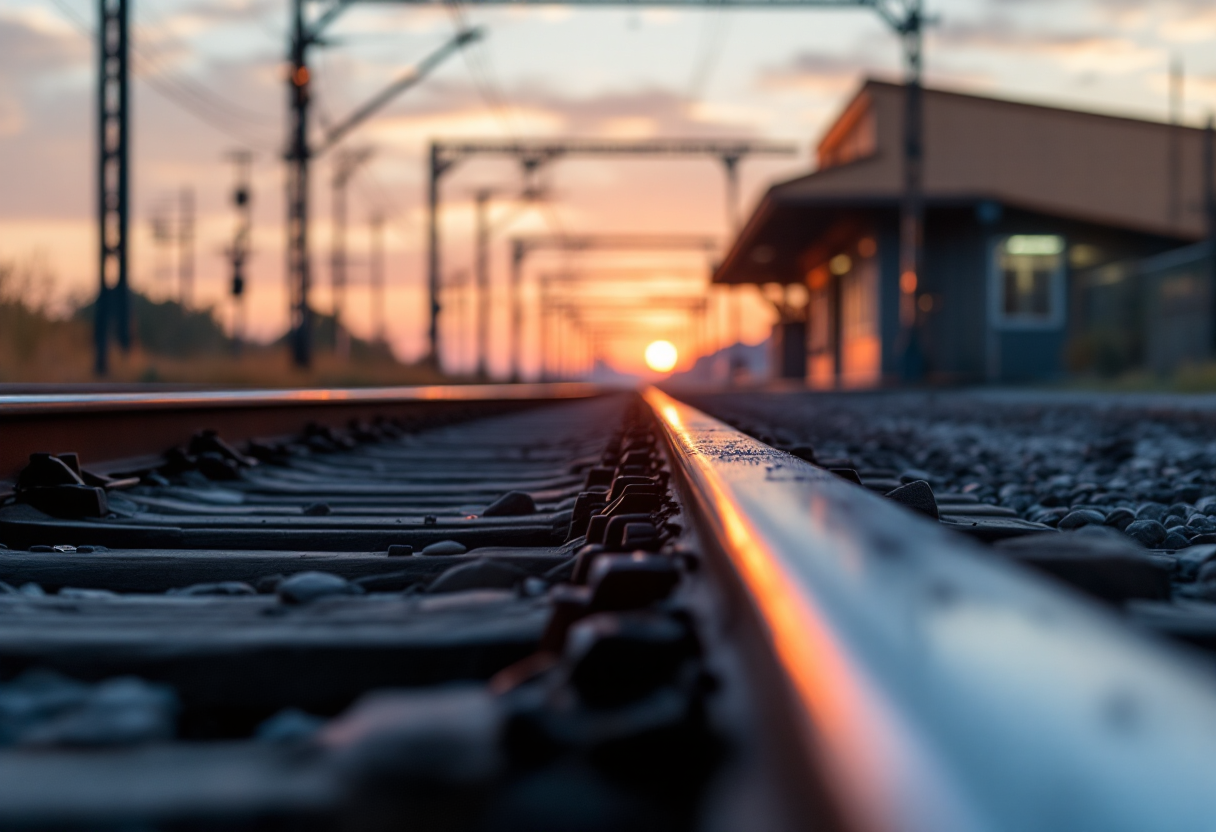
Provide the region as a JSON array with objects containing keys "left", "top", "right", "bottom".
[{"left": 0, "top": 258, "right": 439, "bottom": 387}]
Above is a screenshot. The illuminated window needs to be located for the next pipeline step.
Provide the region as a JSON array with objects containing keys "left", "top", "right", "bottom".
[{"left": 991, "top": 235, "right": 1065, "bottom": 328}]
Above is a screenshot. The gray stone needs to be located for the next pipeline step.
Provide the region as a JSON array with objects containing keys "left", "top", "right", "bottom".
[
  {"left": 1186, "top": 514, "right": 1216, "bottom": 535},
  {"left": 1103, "top": 507, "right": 1136, "bottom": 531},
  {"left": 427, "top": 559, "right": 528, "bottom": 594},
  {"left": 1058, "top": 509, "right": 1106, "bottom": 530},
  {"left": 276, "top": 571, "right": 358, "bottom": 604},
  {"left": 1163, "top": 531, "right": 1192, "bottom": 550},
  {"left": 1167, "top": 502, "right": 1195, "bottom": 519},
  {"left": 0, "top": 670, "right": 178, "bottom": 748},
  {"left": 421, "top": 540, "right": 468, "bottom": 556},
  {"left": 256, "top": 707, "right": 325, "bottom": 743},
  {"left": 995, "top": 532, "right": 1171, "bottom": 602},
  {"left": 58, "top": 588, "right": 117, "bottom": 599},
  {"left": 167, "top": 581, "right": 256, "bottom": 597},
  {"left": 1125, "top": 520, "right": 1168, "bottom": 548},
  {"left": 319, "top": 686, "right": 500, "bottom": 785},
  {"left": 482, "top": 491, "right": 537, "bottom": 517},
  {"left": 1136, "top": 503, "right": 1168, "bottom": 522}
]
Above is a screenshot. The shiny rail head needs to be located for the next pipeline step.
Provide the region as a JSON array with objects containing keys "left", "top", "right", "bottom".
[
  {"left": 0, "top": 382, "right": 611, "bottom": 417},
  {"left": 644, "top": 386, "right": 1216, "bottom": 832}
]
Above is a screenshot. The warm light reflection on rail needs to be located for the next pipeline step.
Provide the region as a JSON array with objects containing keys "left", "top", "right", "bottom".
[
  {"left": 0, "top": 382, "right": 603, "bottom": 415},
  {"left": 647, "top": 387, "right": 899, "bottom": 832}
]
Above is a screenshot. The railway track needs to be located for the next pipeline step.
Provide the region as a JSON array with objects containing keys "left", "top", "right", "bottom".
[{"left": 2, "top": 384, "right": 1216, "bottom": 830}]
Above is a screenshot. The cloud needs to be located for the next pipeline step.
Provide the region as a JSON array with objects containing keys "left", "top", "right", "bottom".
[
  {"left": 0, "top": 91, "right": 24, "bottom": 137},
  {"left": 0, "top": 10, "right": 87, "bottom": 72},
  {"left": 365, "top": 79, "right": 767, "bottom": 143},
  {"left": 932, "top": 17, "right": 1161, "bottom": 73},
  {"left": 754, "top": 51, "right": 891, "bottom": 95},
  {"left": 178, "top": 0, "right": 280, "bottom": 25}
]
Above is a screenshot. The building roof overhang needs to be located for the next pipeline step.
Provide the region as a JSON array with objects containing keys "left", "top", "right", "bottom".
[
  {"left": 715, "top": 185, "right": 1201, "bottom": 286},
  {"left": 716, "top": 78, "right": 1209, "bottom": 285}
]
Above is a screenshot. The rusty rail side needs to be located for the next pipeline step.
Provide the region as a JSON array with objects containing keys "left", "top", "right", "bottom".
[{"left": 0, "top": 383, "right": 604, "bottom": 481}]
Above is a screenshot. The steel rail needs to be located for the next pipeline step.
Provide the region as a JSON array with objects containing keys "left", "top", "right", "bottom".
[
  {"left": 645, "top": 386, "right": 1216, "bottom": 832},
  {"left": 0, "top": 382, "right": 603, "bottom": 482}
]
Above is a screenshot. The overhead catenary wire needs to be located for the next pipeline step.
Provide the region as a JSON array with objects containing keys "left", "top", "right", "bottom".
[
  {"left": 686, "top": 3, "right": 731, "bottom": 102},
  {"left": 442, "top": 0, "right": 564, "bottom": 234},
  {"left": 45, "top": 0, "right": 276, "bottom": 153},
  {"left": 131, "top": 1, "right": 281, "bottom": 126}
]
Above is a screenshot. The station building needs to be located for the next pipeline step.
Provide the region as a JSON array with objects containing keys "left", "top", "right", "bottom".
[{"left": 715, "top": 79, "right": 1213, "bottom": 385}]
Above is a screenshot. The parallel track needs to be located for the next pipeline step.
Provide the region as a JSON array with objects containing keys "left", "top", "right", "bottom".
[{"left": 0, "top": 384, "right": 1214, "bottom": 831}]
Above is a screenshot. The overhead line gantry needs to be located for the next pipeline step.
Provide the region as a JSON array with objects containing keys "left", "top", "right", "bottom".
[
  {"left": 285, "top": 14, "right": 481, "bottom": 367},
  {"left": 92, "top": 0, "right": 923, "bottom": 374},
  {"left": 506, "top": 233, "right": 719, "bottom": 380},
  {"left": 405, "top": 0, "right": 926, "bottom": 373},
  {"left": 428, "top": 138, "right": 794, "bottom": 371}
]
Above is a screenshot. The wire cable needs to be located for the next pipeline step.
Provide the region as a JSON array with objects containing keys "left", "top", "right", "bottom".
[
  {"left": 687, "top": 4, "right": 731, "bottom": 103},
  {"left": 132, "top": 2, "right": 281, "bottom": 126},
  {"left": 442, "top": 0, "right": 566, "bottom": 237},
  {"left": 45, "top": 0, "right": 277, "bottom": 152}
]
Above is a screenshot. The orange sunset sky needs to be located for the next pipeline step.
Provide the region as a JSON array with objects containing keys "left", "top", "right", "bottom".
[{"left": 1, "top": 0, "right": 1214, "bottom": 376}]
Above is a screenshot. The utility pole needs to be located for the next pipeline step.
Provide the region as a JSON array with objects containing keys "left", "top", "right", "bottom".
[
  {"left": 897, "top": 0, "right": 925, "bottom": 379},
  {"left": 331, "top": 147, "right": 373, "bottom": 359},
  {"left": 510, "top": 239, "right": 524, "bottom": 382},
  {"left": 150, "top": 201, "right": 173, "bottom": 288},
  {"left": 283, "top": 5, "right": 477, "bottom": 370},
  {"left": 370, "top": 213, "right": 386, "bottom": 345},
  {"left": 178, "top": 187, "right": 195, "bottom": 308},
  {"left": 95, "top": 0, "right": 130, "bottom": 376},
  {"left": 226, "top": 150, "right": 253, "bottom": 355},
  {"left": 722, "top": 152, "right": 743, "bottom": 376},
  {"left": 447, "top": 269, "right": 469, "bottom": 372},
  {"left": 428, "top": 144, "right": 450, "bottom": 371},
  {"left": 474, "top": 188, "right": 493, "bottom": 380},
  {"left": 286, "top": 0, "right": 311, "bottom": 368},
  {"left": 538, "top": 273, "right": 549, "bottom": 382},
  {"left": 1205, "top": 117, "right": 1216, "bottom": 353},
  {"left": 1169, "top": 56, "right": 1184, "bottom": 227}
]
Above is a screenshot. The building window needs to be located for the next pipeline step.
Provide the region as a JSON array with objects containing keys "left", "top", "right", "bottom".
[{"left": 991, "top": 235, "right": 1065, "bottom": 328}]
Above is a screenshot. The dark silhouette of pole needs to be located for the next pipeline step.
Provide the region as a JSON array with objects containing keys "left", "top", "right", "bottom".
[
  {"left": 538, "top": 273, "right": 550, "bottom": 381},
  {"left": 95, "top": 0, "right": 130, "bottom": 375},
  {"left": 330, "top": 148, "right": 373, "bottom": 360},
  {"left": 1169, "top": 56, "right": 1183, "bottom": 226},
  {"left": 287, "top": 17, "right": 476, "bottom": 370},
  {"left": 898, "top": 0, "right": 925, "bottom": 380},
  {"left": 226, "top": 150, "right": 253, "bottom": 355},
  {"left": 474, "top": 189, "right": 493, "bottom": 379},
  {"left": 370, "top": 213, "right": 386, "bottom": 345},
  {"left": 723, "top": 152, "right": 743, "bottom": 375},
  {"left": 286, "top": 0, "right": 311, "bottom": 368},
  {"left": 426, "top": 144, "right": 453, "bottom": 369},
  {"left": 1205, "top": 116, "right": 1216, "bottom": 353},
  {"left": 510, "top": 239, "right": 524, "bottom": 382},
  {"left": 178, "top": 187, "right": 195, "bottom": 308}
]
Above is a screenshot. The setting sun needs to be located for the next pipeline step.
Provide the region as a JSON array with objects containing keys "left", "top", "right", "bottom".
[{"left": 644, "top": 340, "right": 679, "bottom": 373}]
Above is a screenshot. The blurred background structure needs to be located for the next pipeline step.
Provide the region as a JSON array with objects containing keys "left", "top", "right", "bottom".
[
  {"left": 2, "top": 0, "right": 1216, "bottom": 387},
  {"left": 717, "top": 79, "right": 1216, "bottom": 385}
]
